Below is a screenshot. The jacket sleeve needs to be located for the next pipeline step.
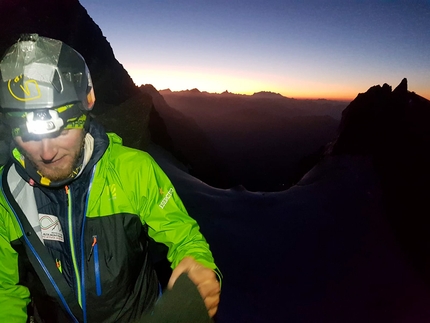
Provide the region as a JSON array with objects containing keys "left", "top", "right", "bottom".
[
  {"left": 0, "top": 205, "right": 31, "bottom": 323},
  {"left": 139, "top": 156, "right": 218, "bottom": 272}
]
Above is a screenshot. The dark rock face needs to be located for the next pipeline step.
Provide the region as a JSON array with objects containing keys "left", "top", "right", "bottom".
[
  {"left": 95, "top": 92, "right": 154, "bottom": 150},
  {"left": 0, "top": 0, "right": 140, "bottom": 113},
  {"left": 330, "top": 78, "right": 430, "bottom": 281},
  {"left": 140, "top": 84, "right": 231, "bottom": 188}
]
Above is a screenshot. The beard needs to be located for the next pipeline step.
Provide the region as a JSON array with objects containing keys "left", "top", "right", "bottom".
[
  {"left": 19, "top": 131, "right": 86, "bottom": 183},
  {"left": 33, "top": 146, "right": 84, "bottom": 182}
]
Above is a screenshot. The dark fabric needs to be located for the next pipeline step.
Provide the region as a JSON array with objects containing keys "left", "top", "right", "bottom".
[
  {"left": 84, "top": 215, "right": 159, "bottom": 323},
  {"left": 138, "top": 274, "right": 213, "bottom": 323}
]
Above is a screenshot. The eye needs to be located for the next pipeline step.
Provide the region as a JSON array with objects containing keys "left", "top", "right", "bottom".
[{"left": 61, "top": 129, "right": 69, "bottom": 136}]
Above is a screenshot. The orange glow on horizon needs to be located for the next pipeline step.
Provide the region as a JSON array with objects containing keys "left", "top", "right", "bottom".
[{"left": 124, "top": 63, "right": 429, "bottom": 103}]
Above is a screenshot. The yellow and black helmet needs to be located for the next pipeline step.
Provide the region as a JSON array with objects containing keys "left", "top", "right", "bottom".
[{"left": 0, "top": 34, "right": 95, "bottom": 136}]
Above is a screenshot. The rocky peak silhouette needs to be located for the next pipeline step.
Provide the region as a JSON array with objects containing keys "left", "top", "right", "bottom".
[
  {"left": 330, "top": 78, "right": 430, "bottom": 157},
  {"left": 329, "top": 78, "right": 430, "bottom": 279}
]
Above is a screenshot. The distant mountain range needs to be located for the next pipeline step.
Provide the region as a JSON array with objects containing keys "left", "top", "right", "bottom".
[{"left": 159, "top": 88, "right": 347, "bottom": 120}]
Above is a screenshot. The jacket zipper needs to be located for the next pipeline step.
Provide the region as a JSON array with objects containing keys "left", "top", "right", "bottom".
[
  {"left": 56, "top": 259, "right": 63, "bottom": 273},
  {"left": 88, "top": 235, "right": 102, "bottom": 296},
  {"left": 66, "top": 186, "right": 83, "bottom": 309},
  {"left": 80, "top": 165, "right": 97, "bottom": 322}
]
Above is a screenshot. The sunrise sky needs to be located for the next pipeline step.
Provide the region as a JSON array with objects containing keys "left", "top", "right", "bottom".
[{"left": 79, "top": 0, "right": 430, "bottom": 100}]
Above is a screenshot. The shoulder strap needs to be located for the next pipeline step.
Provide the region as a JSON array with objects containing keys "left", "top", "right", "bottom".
[{"left": 1, "top": 162, "right": 84, "bottom": 323}]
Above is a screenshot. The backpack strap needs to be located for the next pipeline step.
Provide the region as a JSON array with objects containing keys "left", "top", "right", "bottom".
[{"left": 2, "top": 162, "right": 84, "bottom": 323}]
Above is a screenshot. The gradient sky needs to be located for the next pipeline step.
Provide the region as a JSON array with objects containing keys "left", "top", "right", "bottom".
[{"left": 79, "top": 0, "right": 430, "bottom": 100}]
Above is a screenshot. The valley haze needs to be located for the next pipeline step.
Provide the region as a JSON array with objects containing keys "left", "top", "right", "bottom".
[{"left": 141, "top": 85, "right": 346, "bottom": 192}]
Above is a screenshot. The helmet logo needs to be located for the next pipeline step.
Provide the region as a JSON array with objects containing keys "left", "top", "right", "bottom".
[{"left": 7, "top": 75, "right": 42, "bottom": 101}]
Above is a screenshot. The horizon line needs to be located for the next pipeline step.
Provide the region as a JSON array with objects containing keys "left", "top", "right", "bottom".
[{"left": 142, "top": 84, "right": 355, "bottom": 102}]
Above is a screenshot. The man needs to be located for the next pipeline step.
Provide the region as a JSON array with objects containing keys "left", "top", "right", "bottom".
[{"left": 0, "top": 34, "right": 221, "bottom": 322}]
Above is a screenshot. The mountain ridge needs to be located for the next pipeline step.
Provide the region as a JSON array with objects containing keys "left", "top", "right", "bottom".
[
  {"left": 159, "top": 87, "right": 349, "bottom": 103},
  {"left": 159, "top": 87, "right": 347, "bottom": 121}
]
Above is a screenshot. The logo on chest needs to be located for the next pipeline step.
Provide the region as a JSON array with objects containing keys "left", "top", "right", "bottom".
[{"left": 39, "top": 214, "right": 64, "bottom": 242}]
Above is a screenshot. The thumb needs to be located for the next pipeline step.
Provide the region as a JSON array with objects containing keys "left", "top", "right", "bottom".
[{"left": 167, "top": 257, "right": 193, "bottom": 289}]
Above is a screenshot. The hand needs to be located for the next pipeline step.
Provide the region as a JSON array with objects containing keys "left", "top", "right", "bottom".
[{"left": 168, "top": 257, "right": 221, "bottom": 318}]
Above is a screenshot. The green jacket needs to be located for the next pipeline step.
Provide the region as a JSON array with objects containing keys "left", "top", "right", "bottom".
[{"left": 0, "top": 124, "right": 218, "bottom": 323}]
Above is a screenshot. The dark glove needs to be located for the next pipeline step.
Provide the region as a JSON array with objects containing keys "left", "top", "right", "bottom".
[{"left": 138, "top": 273, "right": 213, "bottom": 323}]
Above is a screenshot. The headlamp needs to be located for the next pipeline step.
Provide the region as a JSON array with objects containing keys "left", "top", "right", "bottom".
[{"left": 26, "top": 109, "right": 64, "bottom": 135}]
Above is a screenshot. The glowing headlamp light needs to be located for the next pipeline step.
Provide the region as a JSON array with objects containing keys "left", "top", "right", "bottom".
[{"left": 26, "top": 109, "right": 64, "bottom": 135}]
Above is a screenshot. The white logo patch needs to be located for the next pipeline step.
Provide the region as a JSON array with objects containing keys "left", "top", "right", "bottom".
[
  {"left": 39, "top": 214, "right": 64, "bottom": 242},
  {"left": 159, "top": 188, "right": 174, "bottom": 209}
]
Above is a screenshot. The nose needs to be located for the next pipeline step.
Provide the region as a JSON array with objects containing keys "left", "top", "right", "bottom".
[{"left": 39, "top": 137, "right": 58, "bottom": 162}]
